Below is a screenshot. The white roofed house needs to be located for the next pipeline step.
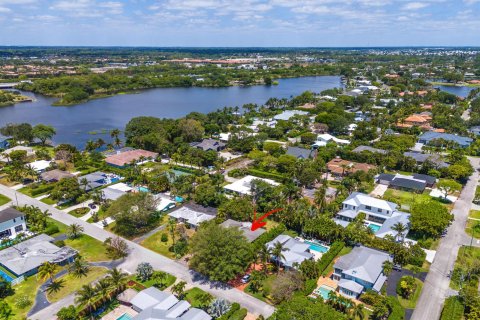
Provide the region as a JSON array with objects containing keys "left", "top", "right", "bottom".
[
  {"left": 167, "top": 204, "right": 216, "bottom": 229},
  {"left": 334, "top": 192, "right": 410, "bottom": 241},
  {"left": 333, "top": 246, "right": 392, "bottom": 299},
  {"left": 223, "top": 175, "right": 279, "bottom": 196},
  {"left": 266, "top": 235, "right": 314, "bottom": 269},
  {"left": 313, "top": 134, "right": 350, "bottom": 148}
]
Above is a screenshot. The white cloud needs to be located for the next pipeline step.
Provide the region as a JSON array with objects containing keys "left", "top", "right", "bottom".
[
  {"left": 0, "top": 6, "right": 10, "bottom": 13},
  {"left": 464, "top": 0, "right": 480, "bottom": 4},
  {"left": 402, "top": 2, "right": 429, "bottom": 10}
]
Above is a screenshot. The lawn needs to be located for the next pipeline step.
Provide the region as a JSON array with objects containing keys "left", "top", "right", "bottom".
[
  {"left": 0, "top": 193, "right": 10, "bottom": 205},
  {"left": 68, "top": 207, "right": 90, "bottom": 218},
  {"left": 465, "top": 219, "right": 480, "bottom": 240},
  {"left": 4, "top": 275, "right": 43, "bottom": 320},
  {"left": 141, "top": 229, "right": 175, "bottom": 259},
  {"left": 127, "top": 271, "right": 176, "bottom": 290},
  {"left": 47, "top": 219, "right": 110, "bottom": 262},
  {"left": 450, "top": 246, "right": 480, "bottom": 290},
  {"left": 244, "top": 273, "right": 277, "bottom": 303},
  {"left": 383, "top": 189, "right": 432, "bottom": 211},
  {"left": 47, "top": 266, "right": 108, "bottom": 303},
  {"left": 397, "top": 278, "right": 424, "bottom": 309},
  {"left": 41, "top": 197, "right": 57, "bottom": 205},
  {"left": 470, "top": 210, "right": 480, "bottom": 219},
  {"left": 184, "top": 287, "right": 213, "bottom": 308}
]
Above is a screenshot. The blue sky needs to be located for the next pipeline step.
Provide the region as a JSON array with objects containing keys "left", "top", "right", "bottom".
[{"left": 0, "top": 0, "right": 479, "bottom": 47}]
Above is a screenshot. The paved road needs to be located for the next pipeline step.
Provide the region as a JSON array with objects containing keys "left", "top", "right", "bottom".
[
  {"left": 412, "top": 157, "right": 480, "bottom": 320},
  {"left": 0, "top": 185, "right": 275, "bottom": 319}
]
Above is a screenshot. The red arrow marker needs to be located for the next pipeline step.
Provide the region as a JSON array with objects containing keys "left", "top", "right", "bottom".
[{"left": 251, "top": 208, "right": 283, "bottom": 231}]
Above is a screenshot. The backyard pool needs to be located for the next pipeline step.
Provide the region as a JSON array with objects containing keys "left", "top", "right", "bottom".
[
  {"left": 0, "top": 268, "right": 14, "bottom": 282},
  {"left": 116, "top": 313, "right": 132, "bottom": 320},
  {"left": 367, "top": 223, "right": 381, "bottom": 233},
  {"left": 305, "top": 240, "right": 329, "bottom": 253},
  {"left": 315, "top": 285, "right": 335, "bottom": 300},
  {"left": 137, "top": 186, "right": 150, "bottom": 193}
]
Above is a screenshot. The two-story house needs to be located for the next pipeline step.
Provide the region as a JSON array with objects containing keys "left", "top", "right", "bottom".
[
  {"left": 333, "top": 246, "right": 392, "bottom": 299},
  {"left": 0, "top": 207, "right": 27, "bottom": 239},
  {"left": 334, "top": 192, "right": 410, "bottom": 240}
]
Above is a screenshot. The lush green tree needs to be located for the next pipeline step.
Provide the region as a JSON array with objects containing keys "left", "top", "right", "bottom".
[
  {"left": 38, "top": 261, "right": 58, "bottom": 283},
  {"left": 0, "top": 301, "right": 12, "bottom": 320},
  {"left": 0, "top": 277, "right": 13, "bottom": 299},
  {"left": 0, "top": 123, "right": 33, "bottom": 143},
  {"left": 171, "top": 281, "right": 187, "bottom": 299},
  {"left": 67, "top": 223, "right": 84, "bottom": 239},
  {"left": 50, "top": 178, "right": 82, "bottom": 202},
  {"left": 300, "top": 132, "right": 317, "bottom": 145},
  {"left": 270, "top": 270, "right": 304, "bottom": 304},
  {"left": 189, "top": 222, "right": 253, "bottom": 282},
  {"left": 16, "top": 205, "right": 50, "bottom": 233},
  {"left": 437, "top": 179, "right": 462, "bottom": 199},
  {"left": 218, "top": 196, "right": 254, "bottom": 221},
  {"left": 147, "top": 174, "right": 170, "bottom": 193},
  {"left": 193, "top": 183, "right": 224, "bottom": 207},
  {"left": 136, "top": 262, "right": 154, "bottom": 282},
  {"left": 56, "top": 305, "right": 78, "bottom": 320},
  {"left": 68, "top": 256, "right": 90, "bottom": 278},
  {"left": 270, "top": 295, "right": 346, "bottom": 320},
  {"left": 32, "top": 124, "right": 56, "bottom": 145},
  {"left": 178, "top": 118, "right": 205, "bottom": 142},
  {"left": 104, "top": 237, "right": 129, "bottom": 259},
  {"left": 410, "top": 200, "right": 453, "bottom": 238}
]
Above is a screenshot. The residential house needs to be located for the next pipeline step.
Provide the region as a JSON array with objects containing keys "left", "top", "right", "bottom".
[
  {"left": 266, "top": 235, "right": 314, "bottom": 269},
  {"left": 78, "top": 172, "right": 119, "bottom": 191},
  {"left": 29, "top": 160, "right": 52, "bottom": 173},
  {"left": 0, "top": 146, "right": 35, "bottom": 162},
  {"left": 334, "top": 192, "right": 410, "bottom": 240},
  {"left": 286, "top": 146, "right": 313, "bottom": 159},
  {"left": 375, "top": 173, "right": 435, "bottom": 193},
  {"left": 327, "top": 158, "right": 377, "bottom": 177},
  {"left": 0, "top": 134, "right": 9, "bottom": 149},
  {"left": 130, "top": 287, "right": 211, "bottom": 320},
  {"left": 313, "top": 134, "right": 350, "bottom": 147},
  {"left": 352, "top": 146, "right": 387, "bottom": 155},
  {"left": 105, "top": 149, "right": 159, "bottom": 168},
  {"left": 223, "top": 175, "right": 279, "bottom": 196},
  {"left": 190, "top": 139, "right": 226, "bottom": 152},
  {"left": 0, "top": 207, "right": 26, "bottom": 239},
  {"left": 220, "top": 219, "right": 266, "bottom": 243},
  {"left": 417, "top": 131, "right": 473, "bottom": 148},
  {"left": 273, "top": 110, "right": 308, "bottom": 121},
  {"left": 333, "top": 246, "right": 392, "bottom": 298},
  {"left": 403, "top": 151, "right": 449, "bottom": 169},
  {"left": 40, "top": 169, "right": 75, "bottom": 183},
  {"left": 168, "top": 204, "right": 216, "bottom": 229},
  {"left": 0, "top": 234, "right": 77, "bottom": 277},
  {"left": 396, "top": 114, "right": 432, "bottom": 130}
]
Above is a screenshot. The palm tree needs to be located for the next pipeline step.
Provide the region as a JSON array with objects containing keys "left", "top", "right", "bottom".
[
  {"left": 258, "top": 245, "right": 271, "bottom": 274},
  {"left": 271, "top": 242, "right": 289, "bottom": 274},
  {"left": 67, "top": 223, "right": 84, "bottom": 239},
  {"left": 85, "top": 140, "right": 97, "bottom": 152},
  {"left": 96, "top": 278, "right": 112, "bottom": 303},
  {"left": 382, "top": 260, "right": 394, "bottom": 277},
  {"left": 352, "top": 303, "right": 365, "bottom": 320},
  {"left": 153, "top": 271, "right": 167, "bottom": 288},
  {"left": 80, "top": 177, "right": 89, "bottom": 192},
  {"left": 68, "top": 256, "right": 90, "bottom": 278},
  {"left": 171, "top": 281, "right": 187, "bottom": 299},
  {"left": 75, "top": 284, "right": 98, "bottom": 318},
  {"left": 391, "top": 222, "right": 408, "bottom": 243},
  {"left": 38, "top": 261, "right": 57, "bottom": 284},
  {"left": 95, "top": 138, "right": 105, "bottom": 149},
  {"left": 168, "top": 219, "right": 177, "bottom": 253},
  {"left": 105, "top": 268, "right": 128, "bottom": 293},
  {"left": 46, "top": 279, "right": 65, "bottom": 295}
]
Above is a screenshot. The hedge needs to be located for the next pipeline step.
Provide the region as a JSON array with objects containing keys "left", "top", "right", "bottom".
[
  {"left": 317, "top": 241, "right": 345, "bottom": 275},
  {"left": 440, "top": 296, "right": 464, "bottom": 320},
  {"left": 30, "top": 184, "right": 55, "bottom": 196},
  {"left": 252, "top": 224, "right": 287, "bottom": 251},
  {"left": 172, "top": 165, "right": 203, "bottom": 175},
  {"left": 218, "top": 303, "right": 240, "bottom": 320},
  {"left": 247, "top": 169, "right": 288, "bottom": 183},
  {"left": 386, "top": 296, "right": 405, "bottom": 320},
  {"left": 228, "top": 308, "right": 247, "bottom": 320}
]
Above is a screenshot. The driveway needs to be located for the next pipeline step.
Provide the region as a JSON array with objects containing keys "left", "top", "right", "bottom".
[
  {"left": 0, "top": 184, "right": 275, "bottom": 319},
  {"left": 412, "top": 157, "right": 480, "bottom": 320},
  {"left": 369, "top": 184, "right": 388, "bottom": 197}
]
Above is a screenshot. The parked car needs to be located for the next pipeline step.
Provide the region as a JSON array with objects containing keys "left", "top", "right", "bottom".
[
  {"left": 241, "top": 274, "right": 251, "bottom": 284},
  {"left": 88, "top": 203, "right": 97, "bottom": 209},
  {"left": 393, "top": 264, "right": 402, "bottom": 271}
]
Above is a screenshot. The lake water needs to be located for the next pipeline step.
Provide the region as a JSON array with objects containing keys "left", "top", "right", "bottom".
[
  {"left": 0, "top": 76, "right": 342, "bottom": 149},
  {"left": 434, "top": 85, "right": 475, "bottom": 98}
]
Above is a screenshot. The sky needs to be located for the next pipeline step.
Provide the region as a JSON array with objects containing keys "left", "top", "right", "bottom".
[{"left": 0, "top": 0, "right": 479, "bottom": 47}]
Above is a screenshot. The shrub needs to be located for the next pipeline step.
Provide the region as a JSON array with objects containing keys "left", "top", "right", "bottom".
[
  {"left": 57, "top": 305, "right": 78, "bottom": 320},
  {"left": 440, "top": 296, "right": 464, "bottom": 320},
  {"left": 229, "top": 308, "right": 248, "bottom": 320},
  {"left": 303, "top": 278, "right": 318, "bottom": 295},
  {"left": 161, "top": 233, "right": 168, "bottom": 242},
  {"left": 44, "top": 224, "right": 60, "bottom": 235},
  {"left": 408, "top": 244, "right": 427, "bottom": 267},
  {"left": 30, "top": 184, "right": 55, "bottom": 196},
  {"left": 386, "top": 296, "right": 405, "bottom": 320},
  {"left": 54, "top": 240, "right": 65, "bottom": 247},
  {"left": 360, "top": 290, "right": 383, "bottom": 306},
  {"left": 136, "top": 262, "right": 154, "bottom": 282},
  {"left": 217, "top": 302, "right": 240, "bottom": 320},
  {"left": 248, "top": 168, "right": 287, "bottom": 183},
  {"left": 15, "top": 295, "right": 32, "bottom": 309},
  {"left": 397, "top": 276, "right": 417, "bottom": 299},
  {"left": 252, "top": 224, "right": 286, "bottom": 251},
  {"left": 317, "top": 241, "right": 345, "bottom": 275}
]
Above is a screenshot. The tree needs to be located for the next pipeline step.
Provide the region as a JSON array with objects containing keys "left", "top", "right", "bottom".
[
  {"left": 270, "top": 270, "right": 304, "bottom": 304},
  {"left": 178, "top": 118, "right": 204, "bottom": 142},
  {"left": 189, "top": 222, "right": 253, "bottom": 282},
  {"left": 32, "top": 124, "right": 56, "bottom": 146},
  {"left": 352, "top": 303, "right": 365, "bottom": 320},
  {"left": 410, "top": 201, "right": 453, "bottom": 238},
  {"left": 67, "top": 223, "right": 84, "bottom": 239},
  {"left": 171, "top": 281, "right": 187, "bottom": 299},
  {"left": 437, "top": 179, "right": 462, "bottom": 199},
  {"left": 50, "top": 177, "right": 82, "bottom": 202},
  {"left": 105, "top": 268, "right": 128, "bottom": 293},
  {"left": 75, "top": 284, "right": 98, "bottom": 316},
  {"left": 46, "top": 279, "right": 65, "bottom": 295},
  {"left": 258, "top": 244, "right": 271, "bottom": 274},
  {"left": 397, "top": 276, "right": 416, "bottom": 299},
  {"left": 382, "top": 260, "right": 394, "bottom": 277},
  {"left": 136, "top": 262, "right": 154, "bottom": 282},
  {"left": 208, "top": 299, "right": 231, "bottom": 318},
  {"left": 0, "top": 301, "right": 12, "bottom": 320},
  {"left": 57, "top": 305, "right": 78, "bottom": 320},
  {"left": 218, "top": 196, "right": 254, "bottom": 221},
  {"left": 0, "top": 278, "right": 13, "bottom": 299},
  {"left": 249, "top": 270, "right": 265, "bottom": 293},
  {"left": 38, "top": 261, "right": 57, "bottom": 283},
  {"left": 0, "top": 123, "right": 33, "bottom": 143},
  {"left": 391, "top": 222, "right": 408, "bottom": 243},
  {"left": 104, "top": 237, "right": 129, "bottom": 259},
  {"left": 272, "top": 241, "right": 289, "bottom": 274},
  {"left": 68, "top": 256, "right": 90, "bottom": 278},
  {"left": 193, "top": 183, "right": 224, "bottom": 207}
]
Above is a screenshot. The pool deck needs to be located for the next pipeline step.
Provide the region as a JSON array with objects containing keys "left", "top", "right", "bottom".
[{"left": 101, "top": 305, "right": 137, "bottom": 320}]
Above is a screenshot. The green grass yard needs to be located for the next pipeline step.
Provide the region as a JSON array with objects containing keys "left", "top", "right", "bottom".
[
  {"left": 41, "top": 197, "right": 57, "bottom": 205},
  {"left": 4, "top": 275, "right": 43, "bottom": 320},
  {"left": 397, "top": 278, "right": 424, "bottom": 309},
  {"left": 141, "top": 229, "right": 176, "bottom": 259},
  {"left": 68, "top": 207, "right": 90, "bottom": 218},
  {"left": 184, "top": 287, "right": 213, "bottom": 308},
  {"left": 470, "top": 210, "right": 480, "bottom": 219},
  {"left": 0, "top": 193, "right": 10, "bottom": 205},
  {"left": 450, "top": 246, "right": 480, "bottom": 290}
]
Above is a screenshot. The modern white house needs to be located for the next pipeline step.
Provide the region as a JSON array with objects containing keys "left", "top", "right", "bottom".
[
  {"left": 313, "top": 134, "right": 350, "bottom": 147},
  {"left": 334, "top": 192, "right": 410, "bottom": 240},
  {"left": 333, "top": 246, "right": 392, "bottom": 298},
  {"left": 266, "top": 235, "right": 314, "bottom": 268},
  {"left": 223, "top": 175, "right": 279, "bottom": 196},
  {"left": 29, "top": 160, "right": 53, "bottom": 173},
  {"left": 0, "top": 207, "right": 26, "bottom": 239}
]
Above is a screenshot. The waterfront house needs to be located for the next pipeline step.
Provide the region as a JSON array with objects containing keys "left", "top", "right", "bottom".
[
  {"left": 417, "top": 131, "right": 473, "bottom": 148},
  {"left": 0, "top": 207, "right": 25, "bottom": 239},
  {"left": 220, "top": 219, "right": 266, "bottom": 243},
  {"left": 333, "top": 246, "right": 392, "bottom": 299},
  {"left": 0, "top": 134, "right": 9, "bottom": 150},
  {"left": 190, "top": 138, "right": 226, "bottom": 152},
  {"left": 0, "top": 234, "right": 77, "bottom": 278},
  {"left": 105, "top": 149, "right": 159, "bottom": 168},
  {"left": 29, "top": 160, "right": 52, "bottom": 173},
  {"left": 0, "top": 146, "right": 35, "bottom": 162},
  {"left": 130, "top": 287, "right": 211, "bottom": 320},
  {"left": 334, "top": 192, "right": 410, "bottom": 240},
  {"left": 266, "top": 235, "right": 314, "bottom": 269}
]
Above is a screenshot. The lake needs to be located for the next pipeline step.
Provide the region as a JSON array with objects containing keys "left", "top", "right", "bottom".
[
  {"left": 434, "top": 84, "right": 475, "bottom": 98},
  {"left": 0, "top": 76, "right": 342, "bottom": 149}
]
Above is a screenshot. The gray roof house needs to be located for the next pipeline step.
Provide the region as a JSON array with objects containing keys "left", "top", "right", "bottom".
[
  {"left": 0, "top": 234, "right": 77, "bottom": 277},
  {"left": 333, "top": 246, "right": 392, "bottom": 298},
  {"left": 403, "top": 151, "right": 449, "bottom": 169},
  {"left": 376, "top": 173, "right": 433, "bottom": 193},
  {"left": 0, "top": 207, "right": 25, "bottom": 240},
  {"left": 78, "top": 171, "right": 110, "bottom": 191},
  {"left": 352, "top": 146, "right": 387, "bottom": 155},
  {"left": 286, "top": 146, "right": 313, "bottom": 159},
  {"left": 0, "top": 134, "right": 9, "bottom": 149},
  {"left": 334, "top": 192, "right": 410, "bottom": 240},
  {"left": 220, "top": 219, "right": 266, "bottom": 242},
  {"left": 191, "top": 139, "right": 226, "bottom": 152},
  {"left": 266, "top": 235, "right": 314, "bottom": 268},
  {"left": 168, "top": 205, "right": 216, "bottom": 229},
  {"left": 418, "top": 131, "right": 473, "bottom": 148},
  {"left": 273, "top": 110, "right": 308, "bottom": 121},
  {"left": 131, "top": 287, "right": 211, "bottom": 320}
]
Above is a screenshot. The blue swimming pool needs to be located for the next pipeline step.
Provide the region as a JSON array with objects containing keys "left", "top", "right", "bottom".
[
  {"left": 305, "top": 240, "right": 329, "bottom": 253},
  {"left": 315, "top": 285, "right": 334, "bottom": 300},
  {"left": 175, "top": 196, "right": 184, "bottom": 203},
  {"left": 138, "top": 186, "right": 150, "bottom": 193},
  {"left": 110, "top": 177, "right": 120, "bottom": 183},
  {"left": 0, "top": 269, "right": 14, "bottom": 282},
  {"left": 116, "top": 313, "right": 132, "bottom": 320},
  {"left": 368, "top": 223, "right": 381, "bottom": 233}
]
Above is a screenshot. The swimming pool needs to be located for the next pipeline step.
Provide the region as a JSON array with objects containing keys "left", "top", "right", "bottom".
[
  {"left": 0, "top": 269, "right": 14, "bottom": 282},
  {"left": 116, "top": 313, "right": 132, "bottom": 320},
  {"left": 367, "top": 223, "right": 381, "bottom": 233},
  {"left": 305, "top": 240, "right": 329, "bottom": 253},
  {"left": 315, "top": 285, "right": 335, "bottom": 300},
  {"left": 138, "top": 186, "right": 150, "bottom": 193}
]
